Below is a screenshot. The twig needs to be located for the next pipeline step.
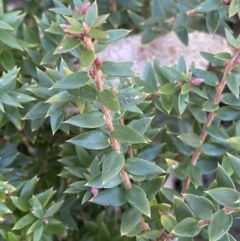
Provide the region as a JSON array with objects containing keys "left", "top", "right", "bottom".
[{"left": 181, "top": 48, "right": 240, "bottom": 195}]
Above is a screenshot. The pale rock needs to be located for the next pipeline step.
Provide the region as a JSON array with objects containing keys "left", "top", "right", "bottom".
[{"left": 98, "top": 32, "right": 232, "bottom": 77}]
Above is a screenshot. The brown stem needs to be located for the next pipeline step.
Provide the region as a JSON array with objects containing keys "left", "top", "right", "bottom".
[
  {"left": 181, "top": 48, "right": 240, "bottom": 195},
  {"left": 93, "top": 62, "right": 131, "bottom": 188}
]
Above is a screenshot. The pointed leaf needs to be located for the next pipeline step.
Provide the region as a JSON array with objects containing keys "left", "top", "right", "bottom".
[
  {"left": 11, "top": 196, "right": 30, "bottom": 212},
  {"left": 206, "top": 187, "right": 240, "bottom": 208},
  {"left": 206, "top": 10, "right": 220, "bottom": 35},
  {"left": 52, "top": 71, "right": 90, "bottom": 89},
  {"left": 159, "top": 83, "right": 177, "bottom": 95},
  {"left": 195, "top": 0, "right": 222, "bottom": 12},
  {"left": 102, "top": 151, "right": 125, "bottom": 183},
  {"left": 98, "top": 89, "right": 120, "bottom": 113},
  {"left": 209, "top": 210, "right": 232, "bottom": 241},
  {"left": 172, "top": 218, "right": 200, "bottom": 237},
  {"left": 44, "top": 201, "right": 63, "bottom": 218},
  {"left": 125, "top": 157, "right": 165, "bottom": 176},
  {"left": 84, "top": 1, "right": 98, "bottom": 25},
  {"left": 161, "top": 214, "right": 177, "bottom": 232},
  {"left": 80, "top": 49, "right": 95, "bottom": 68},
  {"left": 68, "top": 131, "right": 110, "bottom": 150},
  {"left": 227, "top": 137, "right": 240, "bottom": 151},
  {"left": 13, "top": 213, "right": 36, "bottom": 230},
  {"left": 111, "top": 125, "right": 147, "bottom": 144},
  {"left": 54, "top": 38, "right": 81, "bottom": 54},
  {"left": 173, "top": 196, "right": 193, "bottom": 222},
  {"left": 121, "top": 208, "right": 141, "bottom": 235},
  {"left": 185, "top": 194, "right": 215, "bottom": 220},
  {"left": 217, "top": 164, "right": 235, "bottom": 189},
  {"left": 65, "top": 111, "right": 105, "bottom": 128},
  {"left": 178, "top": 132, "right": 201, "bottom": 148},
  {"left": 101, "top": 61, "right": 135, "bottom": 77},
  {"left": 37, "top": 68, "right": 54, "bottom": 88},
  {"left": 229, "top": 0, "right": 240, "bottom": 17},
  {"left": 91, "top": 187, "right": 127, "bottom": 206},
  {"left": 227, "top": 153, "right": 240, "bottom": 180},
  {"left": 126, "top": 185, "right": 151, "bottom": 217},
  {"left": 98, "top": 29, "right": 130, "bottom": 44},
  {"left": 24, "top": 101, "right": 50, "bottom": 120}
]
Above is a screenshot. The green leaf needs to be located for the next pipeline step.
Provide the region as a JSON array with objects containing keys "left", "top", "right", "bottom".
[
  {"left": 178, "top": 132, "right": 201, "bottom": 148},
  {"left": 121, "top": 208, "right": 141, "bottom": 235},
  {"left": 227, "top": 153, "right": 240, "bottom": 180},
  {"left": 0, "top": 202, "right": 12, "bottom": 214},
  {"left": 206, "top": 187, "right": 240, "bottom": 208},
  {"left": 37, "top": 68, "right": 54, "bottom": 88},
  {"left": 101, "top": 61, "right": 135, "bottom": 77},
  {"left": 84, "top": 1, "right": 98, "bottom": 25},
  {"left": 160, "top": 95, "right": 173, "bottom": 113},
  {"left": 91, "top": 187, "right": 127, "bottom": 206},
  {"left": 181, "top": 83, "right": 191, "bottom": 95},
  {"left": 33, "top": 224, "right": 43, "bottom": 241},
  {"left": 0, "top": 51, "right": 15, "bottom": 70},
  {"left": 111, "top": 125, "right": 147, "bottom": 144},
  {"left": 11, "top": 196, "right": 30, "bottom": 212},
  {"left": 13, "top": 213, "right": 36, "bottom": 230},
  {"left": 187, "top": 164, "right": 202, "bottom": 187},
  {"left": 172, "top": 217, "right": 200, "bottom": 237},
  {"left": 195, "top": 0, "right": 222, "bottom": 12},
  {"left": 125, "top": 157, "right": 165, "bottom": 176},
  {"left": 206, "top": 10, "right": 220, "bottom": 35},
  {"left": 126, "top": 185, "right": 151, "bottom": 217},
  {"left": 188, "top": 102, "right": 207, "bottom": 123},
  {"left": 24, "top": 101, "right": 50, "bottom": 120},
  {"left": 98, "top": 89, "right": 120, "bottom": 113},
  {"left": 65, "top": 111, "right": 105, "bottom": 128},
  {"left": 185, "top": 194, "right": 215, "bottom": 220},
  {"left": 207, "top": 125, "right": 228, "bottom": 143},
  {"left": 161, "top": 214, "right": 177, "bottom": 232},
  {"left": 161, "top": 66, "right": 182, "bottom": 80},
  {"left": 229, "top": 0, "right": 240, "bottom": 17},
  {"left": 20, "top": 176, "right": 39, "bottom": 200},
  {"left": 88, "top": 29, "right": 109, "bottom": 39},
  {"left": 128, "top": 117, "right": 153, "bottom": 135},
  {"left": 215, "top": 52, "right": 232, "bottom": 61},
  {"left": 102, "top": 152, "right": 125, "bottom": 183},
  {"left": 209, "top": 210, "right": 232, "bottom": 241},
  {"left": 8, "top": 92, "right": 35, "bottom": 103},
  {"left": 0, "top": 30, "right": 23, "bottom": 50},
  {"left": 80, "top": 49, "right": 95, "bottom": 68},
  {"left": 7, "top": 232, "right": 20, "bottom": 241},
  {"left": 225, "top": 28, "right": 237, "bottom": 47},
  {"left": 29, "top": 196, "right": 43, "bottom": 219},
  {"left": 98, "top": 29, "right": 130, "bottom": 44},
  {"left": 159, "top": 83, "right": 177, "bottom": 95},
  {"left": 178, "top": 93, "right": 188, "bottom": 114},
  {"left": 46, "top": 91, "right": 73, "bottom": 104},
  {"left": 44, "top": 201, "right": 63, "bottom": 218},
  {"left": 227, "top": 137, "right": 240, "bottom": 151},
  {"left": 173, "top": 13, "right": 190, "bottom": 32},
  {"left": 216, "top": 164, "right": 235, "bottom": 189},
  {"left": 52, "top": 71, "right": 90, "bottom": 90},
  {"left": 118, "top": 91, "right": 148, "bottom": 109},
  {"left": 191, "top": 69, "right": 218, "bottom": 86},
  {"left": 200, "top": 51, "right": 225, "bottom": 66},
  {"left": 68, "top": 131, "right": 110, "bottom": 150},
  {"left": 202, "top": 100, "right": 219, "bottom": 112},
  {"left": 54, "top": 38, "right": 81, "bottom": 54},
  {"left": 221, "top": 93, "right": 240, "bottom": 107},
  {"left": 0, "top": 20, "right": 13, "bottom": 30},
  {"left": 90, "top": 14, "right": 109, "bottom": 28},
  {"left": 173, "top": 196, "right": 193, "bottom": 222},
  {"left": 36, "top": 188, "right": 55, "bottom": 208},
  {"left": 0, "top": 92, "right": 22, "bottom": 108},
  {"left": 226, "top": 74, "right": 239, "bottom": 98}
]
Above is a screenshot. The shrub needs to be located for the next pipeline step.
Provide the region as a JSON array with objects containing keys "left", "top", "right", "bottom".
[{"left": 1, "top": 0, "right": 240, "bottom": 241}]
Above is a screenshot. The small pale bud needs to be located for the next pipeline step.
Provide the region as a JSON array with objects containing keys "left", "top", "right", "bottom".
[
  {"left": 94, "top": 57, "right": 102, "bottom": 67},
  {"left": 60, "top": 24, "right": 71, "bottom": 30},
  {"left": 43, "top": 218, "right": 49, "bottom": 224},
  {"left": 80, "top": 2, "right": 91, "bottom": 14},
  {"left": 91, "top": 187, "right": 98, "bottom": 196},
  {"left": 221, "top": 0, "right": 231, "bottom": 5},
  {"left": 190, "top": 78, "right": 204, "bottom": 86}
]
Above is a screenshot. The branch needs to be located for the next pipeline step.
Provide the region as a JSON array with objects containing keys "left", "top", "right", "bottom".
[{"left": 181, "top": 48, "right": 240, "bottom": 195}]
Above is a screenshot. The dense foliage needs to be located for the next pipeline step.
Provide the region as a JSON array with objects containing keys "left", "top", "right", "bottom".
[{"left": 1, "top": 0, "right": 240, "bottom": 241}]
